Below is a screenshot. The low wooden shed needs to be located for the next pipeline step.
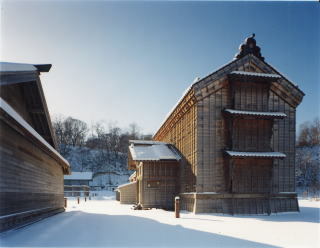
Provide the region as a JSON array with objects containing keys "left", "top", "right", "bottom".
[
  {"left": 118, "top": 181, "right": 137, "bottom": 204},
  {"left": 0, "top": 62, "right": 70, "bottom": 232},
  {"left": 64, "top": 172, "right": 93, "bottom": 197},
  {"left": 127, "top": 140, "right": 181, "bottom": 210}
]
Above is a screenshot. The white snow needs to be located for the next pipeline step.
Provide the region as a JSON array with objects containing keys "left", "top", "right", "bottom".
[
  {"left": 129, "top": 140, "right": 165, "bottom": 145},
  {"left": 0, "top": 98, "right": 70, "bottom": 167},
  {"left": 129, "top": 171, "right": 136, "bottom": 181},
  {"left": 1, "top": 192, "right": 319, "bottom": 247},
  {"left": 224, "top": 109, "right": 287, "bottom": 118},
  {"left": 64, "top": 172, "right": 93, "bottom": 180},
  {"left": 118, "top": 181, "right": 137, "bottom": 189},
  {"left": 129, "top": 142, "right": 181, "bottom": 161},
  {"left": 225, "top": 150, "right": 286, "bottom": 158},
  {"left": 0, "top": 62, "right": 37, "bottom": 72},
  {"left": 230, "top": 71, "right": 281, "bottom": 78}
]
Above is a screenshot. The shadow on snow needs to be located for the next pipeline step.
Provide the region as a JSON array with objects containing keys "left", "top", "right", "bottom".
[{"left": 1, "top": 210, "right": 278, "bottom": 247}]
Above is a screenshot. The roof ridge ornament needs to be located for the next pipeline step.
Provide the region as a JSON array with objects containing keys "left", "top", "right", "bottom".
[{"left": 235, "top": 33, "right": 265, "bottom": 61}]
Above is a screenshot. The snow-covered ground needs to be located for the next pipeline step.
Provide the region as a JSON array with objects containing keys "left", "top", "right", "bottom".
[{"left": 1, "top": 192, "right": 319, "bottom": 247}]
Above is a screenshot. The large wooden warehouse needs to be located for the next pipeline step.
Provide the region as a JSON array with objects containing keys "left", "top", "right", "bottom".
[
  {"left": 125, "top": 35, "right": 304, "bottom": 214},
  {"left": 0, "top": 62, "right": 70, "bottom": 231}
]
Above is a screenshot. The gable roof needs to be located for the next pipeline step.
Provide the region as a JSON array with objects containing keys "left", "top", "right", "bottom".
[
  {"left": 129, "top": 140, "right": 181, "bottom": 161},
  {"left": 0, "top": 62, "right": 57, "bottom": 148},
  {"left": 154, "top": 53, "right": 305, "bottom": 138},
  {"left": 1, "top": 98, "right": 70, "bottom": 173}
]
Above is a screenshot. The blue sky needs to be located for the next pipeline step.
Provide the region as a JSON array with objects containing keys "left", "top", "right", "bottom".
[{"left": 1, "top": 1, "right": 319, "bottom": 134}]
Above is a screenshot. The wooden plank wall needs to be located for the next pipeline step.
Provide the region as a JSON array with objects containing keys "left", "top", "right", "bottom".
[
  {"left": 0, "top": 84, "right": 33, "bottom": 125},
  {"left": 269, "top": 91, "right": 296, "bottom": 193},
  {"left": 0, "top": 119, "right": 64, "bottom": 231},
  {"left": 155, "top": 102, "right": 197, "bottom": 193},
  {"left": 232, "top": 119, "right": 273, "bottom": 152},
  {"left": 119, "top": 182, "right": 137, "bottom": 204},
  {"left": 232, "top": 158, "right": 272, "bottom": 193},
  {"left": 196, "top": 85, "right": 230, "bottom": 193},
  {"left": 140, "top": 161, "right": 178, "bottom": 209}
]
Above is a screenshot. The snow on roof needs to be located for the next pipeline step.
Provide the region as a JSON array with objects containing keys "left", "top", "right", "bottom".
[
  {"left": 0, "top": 62, "right": 38, "bottom": 73},
  {"left": 64, "top": 172, "right": 93, "bottom": 180},
  {"left": 129, "top": 171, "right": 136, "bottom": 180},
  {"left": 129, "top": 140, "right": 165, "bottom": 145},
  {"left": 225, "top": 150, "right": 286, "bottom": 158},
  {"left": 224, "top": 109, "right": 287, "bottom": 118},
  {"left": 117, "top": 181, "right": 137, "bottom": 189},
  {"left": 0, "top": 98, "right": 70, "bottom": 167},
  {"left": 229, "top": 71, "right": 281, "bottom": 78},
  {"left": 129, "top": 141, "right": 181, "bottom": 161}
]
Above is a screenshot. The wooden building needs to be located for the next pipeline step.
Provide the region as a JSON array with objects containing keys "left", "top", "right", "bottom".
[
  {"left": 0, "top": 62, "right": 70, "bottom": 231},
  {"left": 119, "top": 140, "right": 181, "bottom": 209},
  {"left": 151, "top": 35, "right": 304, "bottom": 214},
  {"left": 64, "top": 172, "right": 92, "bottom": 197}
]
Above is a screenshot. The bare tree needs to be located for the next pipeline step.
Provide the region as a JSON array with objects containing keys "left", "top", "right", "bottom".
[
  {"left": 297, "top": 118, "right": 320, "bottom": 147},
  {"left": 52, "top": 116, "right": 88, "bottom": 154}
]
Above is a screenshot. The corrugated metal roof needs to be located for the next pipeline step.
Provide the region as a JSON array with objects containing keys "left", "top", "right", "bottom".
[
  {"left": 225, "top": 150, "right": 286, "bottom": 158},
  {"left": 129, "top": 141, "right": 181, "bottom": 161},
  {"left": 64, "top": 172, "right": 93, "bottom": 180},
  {"left": 224, "top": 109, "right": 287, "bottom": 118},
  {"left": 229, "top": 71, "right": 281, "bottom": 78}
]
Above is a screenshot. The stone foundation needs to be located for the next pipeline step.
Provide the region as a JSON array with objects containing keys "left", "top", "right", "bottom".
[{"left": 180, "top": 192, "right": 299, "bottom": 214}]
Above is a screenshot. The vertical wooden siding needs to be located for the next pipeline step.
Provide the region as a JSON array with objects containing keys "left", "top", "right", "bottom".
[
  {"left": 269, "top": 91, "right": 296, "bottom": 193},
  {"left": 154, "top": 91, "right": 197, "bottom": 193},
  {"left": 140, "top": 161, "right": 178, "bottom": 209},
  {"left": 196, "top": 85, "right": 230, "bottom": 193}
]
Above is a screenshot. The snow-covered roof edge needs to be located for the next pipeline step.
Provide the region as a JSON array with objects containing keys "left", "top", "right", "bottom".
[
  {"left": 224, "top": 109, "right": 287, "bottom": 118},
  {"left": 0, "top": 62, "right": 52, "bottom": 73},
  {"left": 0, "top": 98, "right": 70, "bottom": 170},
  {"left": 129, "top": 140, "right": 167, "bottom": 145},
  {"left": 230, "top": 71, "right": 281, "bottom": 78},
  {"left": 117, "top": 181, "right": 137, "bottom": 189},
  {"left": 64, "top": 172, "right": 93, "bottom": 180},
  {"left": 225, "top": 150, "right": 286, "bottom": 158}
]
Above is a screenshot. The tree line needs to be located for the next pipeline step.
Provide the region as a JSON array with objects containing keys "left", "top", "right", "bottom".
[
  {"left": 52, "top": 115, "right": 152, "bottom": 157},
  {"left": 53, "top": 115, "right": 319, "bottom": 194},
  {"left": 296, "top": 118, "right": 320, "bottom": 195}
]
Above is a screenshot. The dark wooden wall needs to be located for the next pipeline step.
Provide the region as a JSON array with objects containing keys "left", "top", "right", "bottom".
[
  {"left": 139, "top": 161, "right": 178, "bottom": 209},
  {"left": 231, "top": 158, "right": 272, "bottom": 193},
  {"left": 196, "top": 85, "right": 230, "bottom": 193},
  {"left": 0, "top": 83, "right": 33, "bottom": 125},
  {"left": 269, "top": 91, "right": 296, "bottom": 193},
  {"left": 0, "top": 118, "right": 65, "bottom": 231}
]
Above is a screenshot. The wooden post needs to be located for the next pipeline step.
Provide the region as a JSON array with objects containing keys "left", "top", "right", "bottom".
[
  {"left": 77, "top": 197, "right": 80, "bottom": 204},
  {"left": 175, "top": 196, "right": 180, "bottom": 218},
  {"left": 64, "top": 197, "right": 67, "bottom": 208},
  {"left": 85, "top": 197, "right": 87, "bottom": 202}
]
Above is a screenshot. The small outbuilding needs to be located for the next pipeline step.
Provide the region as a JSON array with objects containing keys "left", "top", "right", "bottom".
[
  {"left": 64, "top": 172, "right": 93, "bottom": 197},
  {"left": 0, "top": 62, "right": 70, "bottom": 232},
  {"left": 124, "top": 140, "right": 181, "bottom": 209}
]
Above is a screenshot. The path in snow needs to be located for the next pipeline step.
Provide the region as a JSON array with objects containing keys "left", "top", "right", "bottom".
[{"left": 0, "top": 192, "right": 319, "bottom": 247}]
